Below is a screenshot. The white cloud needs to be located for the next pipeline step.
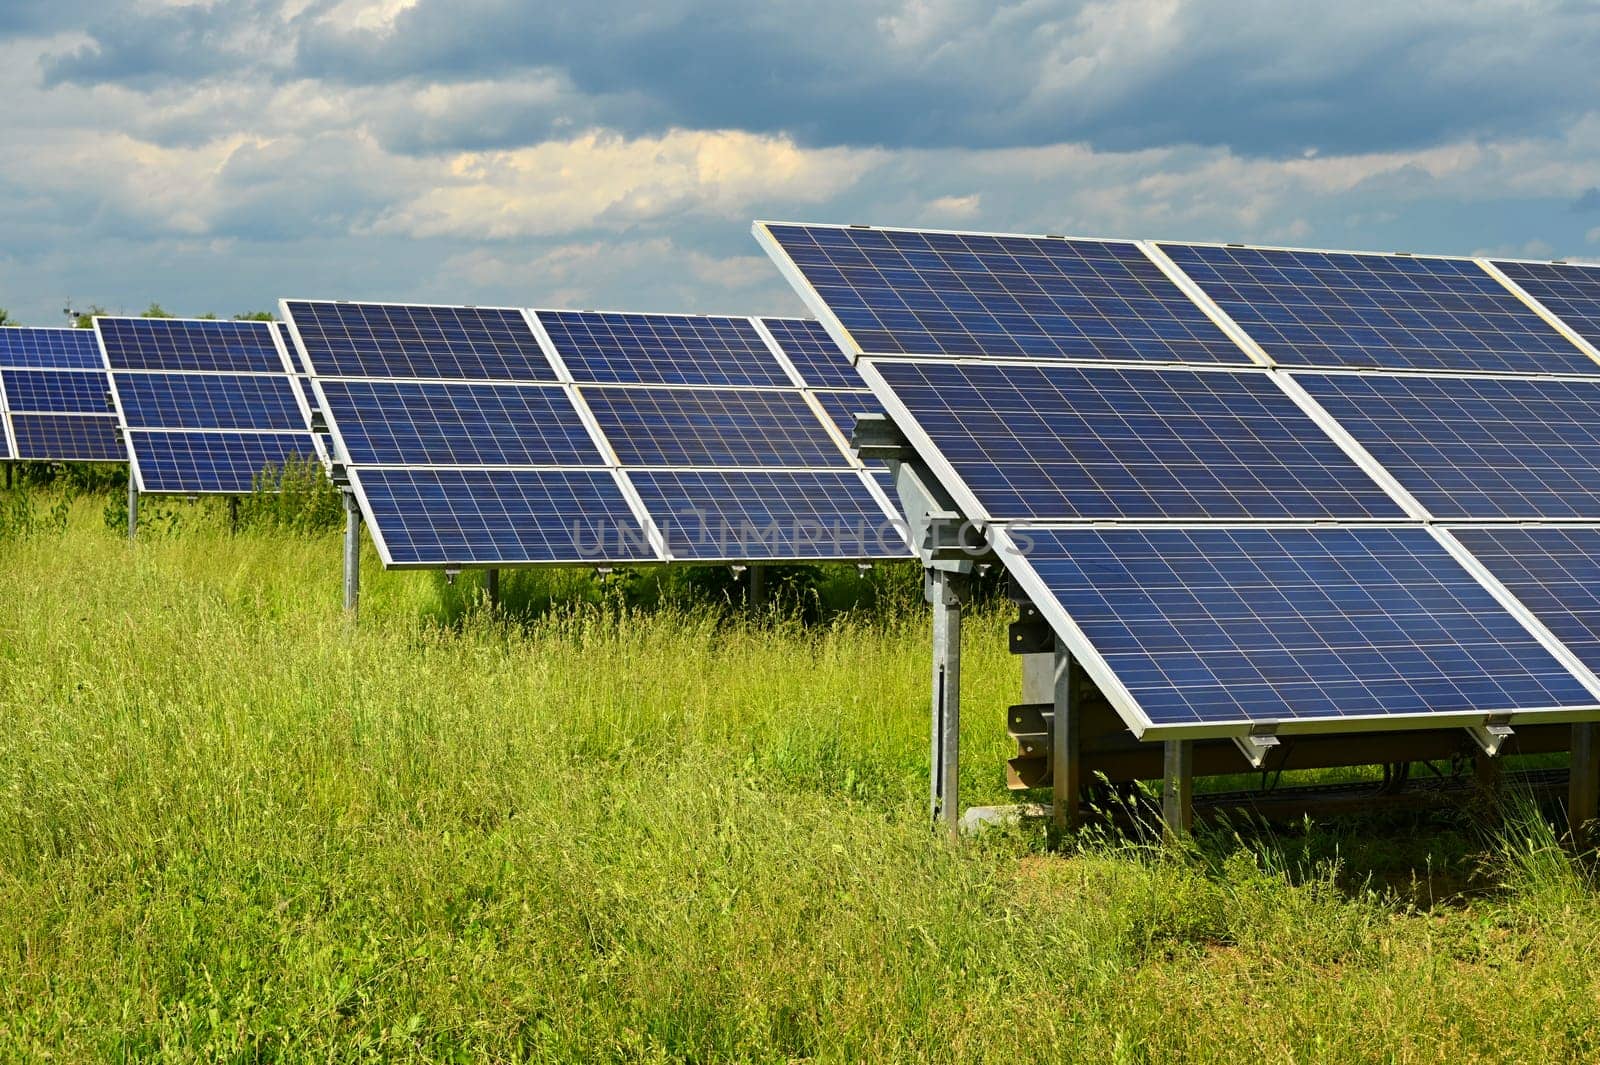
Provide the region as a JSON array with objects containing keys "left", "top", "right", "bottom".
[{"left": 367, "top": 129, "right": 882, "bottom": 240}]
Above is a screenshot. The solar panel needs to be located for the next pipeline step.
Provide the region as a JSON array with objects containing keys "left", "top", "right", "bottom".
[
  {"left": 760, "top": 317, "right": 860, "bottom": 388},
  {"left": 282, "top": 297, "right": 908, "bottom": 568},
  {"left": 1295, "top": 372, "right": 1600, "bottom": 519},
  {"left": 1493, "top": 259, "right": 1600, "bottom": 357},
  {"left": 352, "top": 468, "right": 653, "bottom": 567},
  {"left": 98, "top": 317, "right": 289, "bottom": 373},
  {"left": 1, "top": 369, "right": 110, "bottom": 414},
  {"left": 1160, "top": 243, "right": 1594, "bottom": 374},
  {"left": 128, "top": 431, "right": 318, "bottom": 494},
  {"left": 537, "top": 310, "right": 791, "bottom": 386},
  {"left": 317, "top": 380, "right": 601, "bottom": 467},
  {"left": 1451, "top": 527, "right": 1600, "bottom": 675},
  {"left": 630, "top": 470, "right": 907, "bottom": 560},
  {"left": 1011, "top": 526, "right": 1596, "bottom": 732},
  {"left": 0, "top": 328, "right": 124, "bottom": 463},
  {"left": 871, "top": 360, "right": 1404, "bottom": 521},
  {"left": 0, "top": 327, "right": 102, "bottom": 368},
  {"left": 286, "top": 301, "right": 557, "bottom": 381},
  {"left": 10, "top": 415, "right": 122, "bottom": 461},
  {"left": 116, "top": 373, "right": 307, "bottom": 431},
  {"left": 99, "top": 318, "right": 322, "bottom": 493},
  {"left": 580, "top": 387, "right": 848, "bottom": 468},
  {"left": 758, "top": 223, "right": 1250, "bottom": 364}
]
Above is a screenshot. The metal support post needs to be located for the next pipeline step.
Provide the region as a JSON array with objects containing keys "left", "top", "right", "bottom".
[
  {"left": 4, "top": 462, "right": 11, "bottom": 489},
  {"left": 1052, "top": 647, "right": 1082, "bottom": 831},
  {"left": 1570, "top": 723, "right": 1600, "bottom": 847},
  {"left": 342, "top": 492, "right": 360, "bottom": 615},
  {"left": 485, "top": 568, "right": 500, "bottom": 610},
  {"left": 928, "top": 569, "right": 965, "bottom": 838},
  {"left": 749, "top": 564, "right": 766, "bottom": 608},
  {"left": 229, "top": 495, "right": 239, "bottom": 534},
  {"left": 127, "top": 477, "right": 138, "bottom": 540},
  {"left": 1162, "top": 740, "right": 1194, "bottom": 842}
]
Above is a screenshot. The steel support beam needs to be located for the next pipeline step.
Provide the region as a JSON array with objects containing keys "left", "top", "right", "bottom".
[
  {"left": 126, "top": 477, "right": 138, "bottom": 540},
  {"left": 928, "top": 569, "right": 965, "bottom": 838},
  {"left": 485, "top": 568, "right": 500, "bottom": 611},
  {"left": 749, "top": 564, "right": 766, "bottom": 608},
  {"left": 1162, "top": 740, "right": 1194, "bottom": 841},
  {"left": 342, "top": 492, "right": 360, "bottom": 615},
  {"left": 1571, "top": 723, "right": 1600, "bottom": 846},
  {"left": 1052, "top": 647, "right": 1082, "bottom": 831}
]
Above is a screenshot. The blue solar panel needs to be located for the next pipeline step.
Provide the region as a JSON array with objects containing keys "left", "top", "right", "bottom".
[
  {"left": 354, "top": 468, "right": 654, "bottom": 566},
  {"left": 116, "top": 373, "right": 306, "bottom": 431},
  {"left": 0, "top": 327, "right": 102, "bottom": 369},
  {"left": 286, "top": 302, "right": 556, "bottom": 381},
  {"left": 537, "top": 310, "right": 792, "bottom": 386},
  {"left": 1161, "top": 243, "right": 1593, "bottom": 374},
  {"left": 1493, "top": 259, "right": 1600, "bottom": 357},
  {"left": 581, "top": 387, "right": 848, "bottom": 468},
  {"left": 10, "top": 414, "right": 123, "bottom": 461},
  {"left": 131, "top": 431, "right": 319, "bottom": 493},
  {"left": 760, "top": 317, "right": 860, "bottom": 388},
  {"left": 811, "top": 389, "right": 885, "bottom": 446},
  {"left": 1452, "top": 527, "right": 1600, "bottom": 675},
  {"left": 874, "top": 361, "right": 1403, "bottom": 521},
  {"left": 760, "top": 223, "right": 1249, "bottom": 363},
  {"left": 1020, "top": 526, "right": 1595, "bottom": 730},
  {"left": 98, "top": 318, "right": 287, "bottom": 373},
  {"left": 1, "top": 369, "right": 110, "bottom": 414},
  {"left": 319, "top": 381, "right": 601, "bottom": 467},
  {"left": 1296, "top": 372, "right": 1600, "bottom": 519},
  {"left": 629, "top": 470, "right": 904, "bottom": 560}
]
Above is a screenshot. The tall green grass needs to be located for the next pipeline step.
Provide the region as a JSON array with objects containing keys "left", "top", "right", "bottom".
[{"left": 3, "top": 489, "right": 1600, "bottom": 1062}]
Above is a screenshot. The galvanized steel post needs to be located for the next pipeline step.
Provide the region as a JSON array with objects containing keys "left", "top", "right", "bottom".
[{"left": 342, "top": 492, "right": 360, "bottom": 615}]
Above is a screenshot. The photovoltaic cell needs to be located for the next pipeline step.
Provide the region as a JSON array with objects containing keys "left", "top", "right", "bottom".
[
  {"left": 11, "top": 415, "right": 122, "bottom": 461},
  {"left": 353, "top": 468, "right": 652, "bottom": 566},
  {"left": 629, "top": 470, "right": 904, "bottom": 560},
  {"left": 285, "top": 302, "right": 556, "bottom": 381},
  {"left": 1, "top": 369, "right": 111, "bottom": 414},
  {"left": 116, "top": 373, "right": 307, "bottom": 431},
  {"left": 130, "top": 431, "right": 319, "bottom": 493},
  {"left": 317, "top": 380, "right": 601, "bottom": 467},
  {"left": 98, "top": 318, "right": 288, "bottom": 373},
  {"left": 873, "top": 361, "right": 1404, "bottom": 521},
  {"left": 1452, "top": 527, "right": 1600, "bottom": 675},
  {"left": 760, "top": 317, "right": 860, "bottom": 388},
  {"left": 1161, "top": 243, "right": 1594, "bottom": 374},
  {"left": 538, "top": 310, "right": 792, "bottom": 386},
  {"left": 580, "top": 387, "right": 847, "bottom": 468},
  {"left": 0, "top": 327, "right": 102, "bottom": 369},
  {"left": 761, "top": 223, "right": 1249, "bottom": 363},
  {"left": 1019, "top": 526, "right": 1596, "bottom": 730},
  {"left": 1296, "top": 372, "right": 1600, "bottom": 519},
  {"left": 1493, "top": 259, "right": 1600, "bottom": 357}
]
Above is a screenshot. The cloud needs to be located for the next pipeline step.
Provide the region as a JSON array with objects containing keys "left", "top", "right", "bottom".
[
  {"left": 364, "top": 129, "right": 881, "bottom": 240},
  {"left": 1, "top": 0, "right": 1599, "bottom": 328}
]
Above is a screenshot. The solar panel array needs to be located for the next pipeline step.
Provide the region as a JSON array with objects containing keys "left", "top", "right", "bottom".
[
  {"left": 0, "top": 328, "right": 123, "bottom": 462},
  {"left": 758, "top": 220, "right": 1600, "bottom": 739},
  {"left": 280, "top": 301, "right": 906, "bottom": 568},
  {"left": 97, "top": 318, "right": 322, "bottom": 493}
]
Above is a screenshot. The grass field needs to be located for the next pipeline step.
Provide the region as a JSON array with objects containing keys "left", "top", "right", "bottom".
[{"left": 5, "top": 483, "right": 1600, "bottom": 1062}]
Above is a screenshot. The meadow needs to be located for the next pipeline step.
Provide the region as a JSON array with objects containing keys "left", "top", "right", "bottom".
[{"left": 4, "top": 477, "right": 1600, "bottom": 1063}]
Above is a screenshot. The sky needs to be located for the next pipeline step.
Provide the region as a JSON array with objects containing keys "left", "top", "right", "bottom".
[{"left": 2, "top": 0, "right": 1599, "bottom": 324}]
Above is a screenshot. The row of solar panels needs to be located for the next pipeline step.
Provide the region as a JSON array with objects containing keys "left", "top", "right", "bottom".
[
  {"left": 759, "top": 224, "right": 1600, "bottom": 740},
  {"left": 0, "top": 307, "right": 905, "bottom": 566}
]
